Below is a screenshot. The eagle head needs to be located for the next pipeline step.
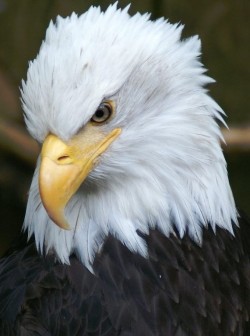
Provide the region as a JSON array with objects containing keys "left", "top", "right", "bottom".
[{"left": 21, "top": 4, "right": 237, "bottom": 269}]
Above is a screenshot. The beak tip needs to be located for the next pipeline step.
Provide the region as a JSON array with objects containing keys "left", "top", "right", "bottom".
[
  {"left": 63, "top": 224, "right": 71, "bottom": 231},
  {"left": 54, "top": 218, "right": 71, "bottom": 231}
]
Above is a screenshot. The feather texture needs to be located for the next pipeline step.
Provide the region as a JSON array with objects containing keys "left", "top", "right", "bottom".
[{"left": 0, "top": 215, "right": 250, "bottom": 335}]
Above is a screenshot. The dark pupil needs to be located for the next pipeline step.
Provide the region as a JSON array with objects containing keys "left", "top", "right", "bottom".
[{"left": 95, "top": 109, "right": 105, "bottom": 119}]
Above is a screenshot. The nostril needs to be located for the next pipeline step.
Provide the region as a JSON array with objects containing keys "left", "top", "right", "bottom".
[
  {"left": 58, "top": 155, "right": 69, "bottom": 161},
  {"left": 57, "top": 155, "right": 71, "bottom": 164}
]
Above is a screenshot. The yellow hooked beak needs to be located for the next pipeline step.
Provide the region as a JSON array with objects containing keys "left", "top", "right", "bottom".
[{"left": 39, "top": 124, "right": 121, "bottom": 230}]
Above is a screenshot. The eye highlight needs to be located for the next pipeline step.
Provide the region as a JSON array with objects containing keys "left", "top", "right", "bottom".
[{"left": 91, "top": 101, "right": 113, "bottom": 124}]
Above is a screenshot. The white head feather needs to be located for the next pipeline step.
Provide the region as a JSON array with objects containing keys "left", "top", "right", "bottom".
[{"left": 21, "top": 4, "right": 237, "bottom": 270}]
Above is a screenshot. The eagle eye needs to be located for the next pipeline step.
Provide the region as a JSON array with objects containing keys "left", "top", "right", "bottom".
[{"left": 91, "top": 101, "right": 113, "bottom": 124}]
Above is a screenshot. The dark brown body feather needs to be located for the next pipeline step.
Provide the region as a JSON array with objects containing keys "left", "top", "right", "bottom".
[{"left": 0, "top": 214, "right": 249, "bottom": 335}]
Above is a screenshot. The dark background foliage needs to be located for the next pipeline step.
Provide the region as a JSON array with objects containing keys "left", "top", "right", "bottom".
[{"left": 0, "top": 0, "right": 249, "bottom": 254}]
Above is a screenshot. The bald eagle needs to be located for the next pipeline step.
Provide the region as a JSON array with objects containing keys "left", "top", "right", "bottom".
[{"left": 0, "top": 4, "right": 249, "bottom": 335}]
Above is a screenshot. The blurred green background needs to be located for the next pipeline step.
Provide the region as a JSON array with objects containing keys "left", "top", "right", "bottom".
[{"left": 0, "top": 0, "right": 249, "bottom": 255}]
